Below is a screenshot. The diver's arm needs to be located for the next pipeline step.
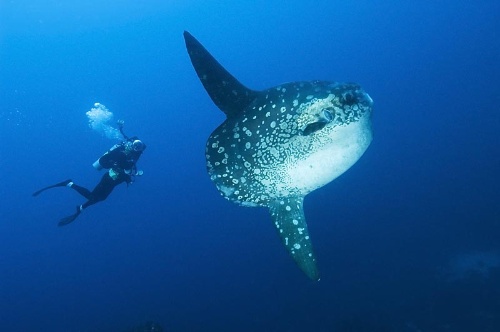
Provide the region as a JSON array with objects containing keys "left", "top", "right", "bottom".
[{"left": 117, "top": 120, "right": 129, "bottom": 140}]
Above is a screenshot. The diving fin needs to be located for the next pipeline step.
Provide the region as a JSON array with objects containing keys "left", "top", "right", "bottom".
[
  {"left": 32, "top": 179, "right": 72, "bottom": 197},
  {"left": 57, "top": 206, "right": 81, "bottom": 227}
]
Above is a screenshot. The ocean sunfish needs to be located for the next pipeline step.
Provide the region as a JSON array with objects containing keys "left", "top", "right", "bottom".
[{"left": 184, "top": 31, "right": 373, "bottom": 280}]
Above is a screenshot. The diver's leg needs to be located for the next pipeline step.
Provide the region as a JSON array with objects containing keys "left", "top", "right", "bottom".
[
  {"left": 60, "top": 174, "right": 122, "bottom": 226},
  {"left": 90, "top": 173, "right": 117, "bottom": 201},
  {"left": 59, "top": 181, "right": 95, "bottom": 225},
  {"left": 67, "top": 181, "right": 92, "bottom": 199},
  {"left": 32, "top": 179, "right": 72, "bottom": 197},
  {"left": 81, "top": 199, "right": 97, "bottom": 210},
  {"left": 78, "top": 173, "right": 116, "bottom": 210}
]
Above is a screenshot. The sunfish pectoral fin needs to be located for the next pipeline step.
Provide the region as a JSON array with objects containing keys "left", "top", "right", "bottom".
[{"left": 269, "top": 197, "right": 320, "bottom": 281}]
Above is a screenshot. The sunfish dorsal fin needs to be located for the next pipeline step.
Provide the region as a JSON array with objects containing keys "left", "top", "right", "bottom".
[
  {"left": 269, "top": 197, "right": 320, "bottom": 281},
  {"left": 183, "top": 31, "right": 259, "bottom": 118}
]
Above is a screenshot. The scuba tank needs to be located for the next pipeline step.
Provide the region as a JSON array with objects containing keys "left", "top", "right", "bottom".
[{"left": 92, "top": 143, "right": 122, "bottom": 170}]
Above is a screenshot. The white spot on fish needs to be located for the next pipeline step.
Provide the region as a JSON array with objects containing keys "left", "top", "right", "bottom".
[{"left": 219, "top": 185, "right": 235, "bottom": 196}]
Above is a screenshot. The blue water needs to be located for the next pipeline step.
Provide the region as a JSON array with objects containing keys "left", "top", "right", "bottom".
[{"left": 1, "top": 1, "right": 499, "bottom": 331}]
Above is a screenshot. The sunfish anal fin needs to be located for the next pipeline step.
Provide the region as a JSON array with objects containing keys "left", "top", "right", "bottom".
[{"left": 269, "top": 197, "right": 320, "bottom": 281}]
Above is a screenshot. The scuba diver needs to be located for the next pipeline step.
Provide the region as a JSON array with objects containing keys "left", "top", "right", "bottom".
[{"left": 33, "top": 120, "right": 146, "bottom": 226}]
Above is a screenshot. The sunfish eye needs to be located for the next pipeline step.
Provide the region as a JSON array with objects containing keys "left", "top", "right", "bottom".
[{"left": 320, "top": 109, "right": 333, "bottom": 122}]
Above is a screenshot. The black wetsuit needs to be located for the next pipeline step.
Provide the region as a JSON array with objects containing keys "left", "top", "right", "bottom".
[
  {"left": 71, "top": 168, "right": 129, "bottom": 210},
  {"left": 33, "top": 139, "right": 144, "bottom": 226},
  {"left": 71, "top": 145, "right": 142, "bottom": 209}
]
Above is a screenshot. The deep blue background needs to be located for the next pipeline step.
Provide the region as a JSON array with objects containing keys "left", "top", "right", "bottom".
[{"left": 1, "top": 1, "right": 499, "bottom": 331}]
